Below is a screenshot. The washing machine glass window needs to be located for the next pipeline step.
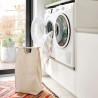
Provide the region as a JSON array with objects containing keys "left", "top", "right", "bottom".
[
  {"left": 46, "top": 21, "right": 53, "bottom": 34},
  {"left": 55, "top": 14, "right": 71, "bottom": 47}
]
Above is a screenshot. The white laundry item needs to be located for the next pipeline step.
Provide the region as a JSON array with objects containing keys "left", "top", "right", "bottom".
[{"left": 40, "top": 31, "right": 53, "bottom": 76}]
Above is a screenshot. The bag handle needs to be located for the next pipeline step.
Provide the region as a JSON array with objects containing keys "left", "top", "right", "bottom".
[
  {"left": 37, "top": 48, "right": 41, "bottom": 66},
  {"left": 37, "top": 48, "right": 42, "bottom": 80},
  {"left": 23, "top": 48, "right": 29, "bottom": 54},
  {"left": 17, "top": 47, "right": 40, "bottom": 54}
]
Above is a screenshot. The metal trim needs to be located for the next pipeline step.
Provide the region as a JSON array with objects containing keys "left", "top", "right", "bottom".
[{"left": 50, "top": 57, "right": 75, "bottom": 70}]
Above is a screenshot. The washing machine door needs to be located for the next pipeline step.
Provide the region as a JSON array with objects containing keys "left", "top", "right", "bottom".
[
  {"left": 55, "top": 14, "right": 71, "bottom": 48},
  {"left": 31, "top": 16, "right": 54, "bottom": 47},
  {"left": 31, "top": 17, "right": 45, "bottom": 47}
]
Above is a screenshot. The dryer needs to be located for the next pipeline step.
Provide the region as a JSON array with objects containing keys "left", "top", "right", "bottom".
[{"left": 51, "top": 3, "right": 75, "bottom": 69}]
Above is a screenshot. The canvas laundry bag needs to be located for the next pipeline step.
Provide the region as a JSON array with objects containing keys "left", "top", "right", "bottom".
[{"left": 15, "top": 47, "right": 42, "bottom": 95}]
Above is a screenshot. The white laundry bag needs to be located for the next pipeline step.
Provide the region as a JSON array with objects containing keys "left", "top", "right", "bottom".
[{"left": 15, "top": 47, "right": 42, "bottom": 95}]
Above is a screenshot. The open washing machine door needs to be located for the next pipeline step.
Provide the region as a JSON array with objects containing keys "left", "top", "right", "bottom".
[
  {"left": 31, "top": 16, "right": 54, "bottom": 47},
  {"left": 31, "top": 17, "right": 45, "bottom": 47},
  {"left": 54, "top": 13, "right": 71, "bottom": 48}
]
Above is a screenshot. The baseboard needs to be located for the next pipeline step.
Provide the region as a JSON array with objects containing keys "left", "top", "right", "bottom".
[{"left": 0, "top": 69, "right": 15, "bottom": 75}]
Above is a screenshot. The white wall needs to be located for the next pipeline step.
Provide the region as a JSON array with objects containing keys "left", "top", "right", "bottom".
[
  {"left": 76, "top": 33, "right": 98, "bottom": 98},
  {"left": 33, "top": 0, "right": 44, "bottom": 18},
  {"left": 33, "top": 0, "right": 53, "bottom": 18},
  {"left": 75, "top": 0, "right": 98, "bottom": 33}
]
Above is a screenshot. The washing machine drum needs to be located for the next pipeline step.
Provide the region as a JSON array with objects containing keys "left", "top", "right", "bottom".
[
  {"left": 55, "top": 14, "right": 71, "bottom": 47},
  {"left": 46, "top": 21, "right": 53, "bottom": 34}
]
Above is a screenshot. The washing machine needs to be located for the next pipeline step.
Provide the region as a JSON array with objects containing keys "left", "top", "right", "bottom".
[
  {"left": 46, "top": 2, "right": 76, "bottom": 95},
  {"left": 51, "top": 2, "right": 75, "bottom": 69},
  {"left": 44, "top": 8, "right": 54, "bottom": 34}
]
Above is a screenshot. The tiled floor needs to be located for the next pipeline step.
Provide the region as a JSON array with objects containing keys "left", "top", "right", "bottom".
[{"left": 0, "top": 74, "right": 77, "bottom": 98}]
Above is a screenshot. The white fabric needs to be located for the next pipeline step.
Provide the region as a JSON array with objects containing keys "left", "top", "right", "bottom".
[
  {"left": 40, "top": 31, "right": 53, "bottom": 76},
  {"left": 15, "top": 47, "right": 42, "bottom": 95}
]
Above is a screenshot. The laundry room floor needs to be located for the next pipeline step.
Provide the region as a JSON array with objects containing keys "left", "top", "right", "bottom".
[{"left": 0, "top": 74, "right": 76, "bottom": 98}]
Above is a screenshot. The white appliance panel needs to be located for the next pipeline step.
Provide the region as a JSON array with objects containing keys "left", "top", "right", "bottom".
[
  {"left": 51, "top": 3, "right": 75, "bottom": 68},
  {"left": 46, "top": 58, "right": 76, "bottom": 95}
]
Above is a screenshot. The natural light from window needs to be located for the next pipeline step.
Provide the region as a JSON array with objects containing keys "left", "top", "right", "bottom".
[{"left": 0, "top": 0, "right": 26, "bottom": 69}]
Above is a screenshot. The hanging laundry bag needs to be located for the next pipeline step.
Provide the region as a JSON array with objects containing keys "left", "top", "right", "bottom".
[{"left": 15, "top": 47, "right": 42, "bottom": 95}]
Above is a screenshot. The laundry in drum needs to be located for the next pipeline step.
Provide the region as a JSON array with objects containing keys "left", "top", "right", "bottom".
[{"left": 63, "top": 28, "right": 68, "bottom": 38}]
